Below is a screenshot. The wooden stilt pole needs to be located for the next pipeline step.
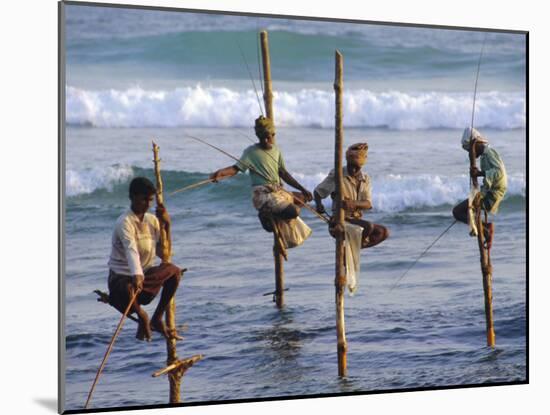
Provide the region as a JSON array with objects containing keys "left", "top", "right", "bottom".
[
  {"left": 334, "top": 50, "right": 347, "bottom": 376},
  {"left": 260, "top": 31, "right": 274, "bottom": 125},
  {"left": 152, "top": 142, "right": 185, "bottom": 402},
  {"left": 469, "top": 143, "right": 496, "bottom": 348},
  {"left": 260, "top": 30, "right": 285, "bottom": 308}
]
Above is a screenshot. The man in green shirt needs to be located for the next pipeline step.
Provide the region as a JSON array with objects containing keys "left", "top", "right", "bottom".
[
  {"left": 452, "top": 127, "right": 508, "bottom": 247},
  {"left": 210, "top": 116, "right": 313, "bottom": 235}
]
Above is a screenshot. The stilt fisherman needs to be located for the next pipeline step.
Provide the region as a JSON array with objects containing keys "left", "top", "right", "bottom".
[
  {"left": 209, "top": 116, "right": 313, "bottom": 247},
  {"left": 314, "top": 142, "right": 389, "bottom": 249},
  {"left": 107, "top": 177, "right": 182, "bottom": 341},
  {"left": 452, "top": 127, "right": 508, "bottom": 248}
]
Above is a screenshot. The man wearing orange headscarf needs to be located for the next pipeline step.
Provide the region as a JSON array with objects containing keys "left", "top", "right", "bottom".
[{"left": 314, "top": 142, "right": 389, "bottom": 249}]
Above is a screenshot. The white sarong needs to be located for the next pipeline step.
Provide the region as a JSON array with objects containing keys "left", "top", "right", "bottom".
[
  {"left": 344, "top": 222, "right": 363, "bottom": 295},
  {"left": 277, "top": 217, "right": 312, "bottom": 249}
]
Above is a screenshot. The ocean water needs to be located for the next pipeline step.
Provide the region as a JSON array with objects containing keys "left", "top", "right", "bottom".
[{"left": 62, "top": 4, "right": 527, "bottom": 412}]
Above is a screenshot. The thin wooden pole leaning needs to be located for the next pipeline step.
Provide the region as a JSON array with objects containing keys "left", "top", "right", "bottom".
[
  {"left": 169, "top": 178, "right": 216, "bottom": 196},
  {"left": 468, "top": 142, "right": 496, "bottom": 347},
  {"left": 334, "top": 50, "right": 348, "bottom": 376},
  {"left": 85, "top": 289, "right": 140, "bottom": 409},
  {"left": 152, "top": 141, "right": 183, "bottom": 402},
  {"left": 260, "top": 30, "right": 285, "bottom": 308}
]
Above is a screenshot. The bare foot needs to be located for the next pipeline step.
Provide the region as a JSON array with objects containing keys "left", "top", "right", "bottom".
[
  {"left": 151, "top": 318, "right": 183, "bottom": 340},
  {"left": 169, "top": 328, "right": 184, "bottom": 341},
  {"left": 150, "top": 318, "right": 170, "bottom": 339},
  {"left": 136, "top": 316, "right": 152, "bottom": 342}
]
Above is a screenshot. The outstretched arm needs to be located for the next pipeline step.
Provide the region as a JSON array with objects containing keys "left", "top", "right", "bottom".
[
  {"left": 210, "top": 165, "right": 239, "bottom": 182},
  {"left": 279, "top": 167, "right": 312, "bottom": 202}
]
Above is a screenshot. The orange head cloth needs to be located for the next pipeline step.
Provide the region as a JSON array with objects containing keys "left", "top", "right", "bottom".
[{"left": 345, "top": 142, "right": 368, "bottom": 165}]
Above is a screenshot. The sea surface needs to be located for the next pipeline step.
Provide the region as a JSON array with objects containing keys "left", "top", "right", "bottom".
[{"left": 62, "top": 4, "right": 527, "bottom": 412}]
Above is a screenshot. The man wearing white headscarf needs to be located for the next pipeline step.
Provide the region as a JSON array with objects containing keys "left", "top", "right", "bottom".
[{"left": 452, "top": 127, "right": 508, "bottom": 246}]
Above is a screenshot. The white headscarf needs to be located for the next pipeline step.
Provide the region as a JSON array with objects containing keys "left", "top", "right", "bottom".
[{"left": 461, "top": 127, "right": 488, "bottom": 150}]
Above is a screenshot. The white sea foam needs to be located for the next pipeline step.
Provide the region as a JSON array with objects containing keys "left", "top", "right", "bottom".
[
  {"left": 66, "top": 165, "right": 134, "bottom": 197},
  {"left": 295, "top": 172, "right": 525, "bottom": 213},
  {"left": 66, "top": 85, "right": 525, "bottom": 130},
  {"left": 66, "top": 162, "right": 525, "bottom": 212}
]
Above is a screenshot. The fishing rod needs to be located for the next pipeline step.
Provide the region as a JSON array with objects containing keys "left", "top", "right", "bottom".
[
  {"left": 183, "top": 133, "right": 329, "bottom": 223},
  {"left": 236, "top": 40, "right": 265, "bottom": 116},
  {"left": 389, "top": 220, "right": 457, "bottom": 292},
  {"left": 391, "top": 36, "right": 488, "bottom": 292},
  {"left": 168, "top": 178, "right": 215, "bottom": 196},
  {"left": 85, "top": 289, "right": 141, "bottom": 409},
  {"left": 467, "top": 34, "right": 488, "bottom": 237}
]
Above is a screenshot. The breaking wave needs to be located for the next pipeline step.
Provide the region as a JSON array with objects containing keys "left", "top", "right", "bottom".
[
  {"left": 66, "top": 166, "right": 525, "bottom": 213},
  {"left": 66, "top": 164, "right": 134, "bottom": 197},
  {"left": 66, "top": 85, "right": 525, "bottom": 130},
  {"left": 294, "top": 172, "right": 525, "bottom": 213}
]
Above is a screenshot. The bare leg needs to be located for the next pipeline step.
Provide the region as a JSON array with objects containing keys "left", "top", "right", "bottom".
[
  {"left": 291, "top": 191, "right": 305, "bottom": 204},
  {"left": 346, "top": 218, "right": 389, "bottom": 248},
  {"left": 274, "top": 192, "right": 303, "bottom": 220},
  {"left": 125, "top": 284, "right": 152, "bottom": 341},
  {"left": 452, "top": 199, "right": 469, "bottom": 224},
  {"left": 363, "top": 224, "right": 390, "bottom": 248},
  {"left": 150, "top": 273, "right": 181, "bottom": 339},
  {"left": 258, "top": 208, "right": 274, "bottom": 232},
  {"left": 279, "top": 191, "right": 307, "bottom": 218},
  {"left": 277, "top": 204, "right": 300, "bottom": 220}
]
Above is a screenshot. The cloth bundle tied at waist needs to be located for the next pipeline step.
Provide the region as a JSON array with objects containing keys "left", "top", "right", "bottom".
[{"left": 252, "top": 184, "right": 312, "bottom": 249}]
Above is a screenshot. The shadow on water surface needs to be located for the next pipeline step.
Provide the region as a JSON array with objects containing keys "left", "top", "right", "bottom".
[{"left": 258, "top": 309, "right": 303, "bottom": 363}]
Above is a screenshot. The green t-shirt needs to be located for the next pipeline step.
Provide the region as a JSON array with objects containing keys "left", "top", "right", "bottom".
[
  {"left": 235, "top": 144, "right": 285, "bottom": 187},
  {"left": 480, "top": 145, "right": 507, "bottom": 213}
]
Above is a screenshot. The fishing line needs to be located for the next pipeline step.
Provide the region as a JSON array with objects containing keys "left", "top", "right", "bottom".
[
  {"left": 467, "top": 34, "right": 488, "bottom": 231},
  {"left": 236, "top": 128, "right": 257, "bottom": 145},
  {"left": 389, "top": 220, "right": 457, "bottom": 292},
  {"left": 470, "top": 33, "right": 488, "bottom": 135},
  {"left": 236, "top": 40, "right": 265, "bottom": 116},
  {"left": 183, "top": 134, "right": 329, "bottom": 223}
]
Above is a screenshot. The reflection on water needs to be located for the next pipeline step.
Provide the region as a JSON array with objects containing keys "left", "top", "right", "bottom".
[{"left": 253, "top": 309, "right": 305, "bottom": 382}]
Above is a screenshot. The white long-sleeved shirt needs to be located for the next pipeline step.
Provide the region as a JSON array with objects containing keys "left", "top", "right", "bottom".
[{"left": 108, "top": 209, "right": 160, "bottom": 276}]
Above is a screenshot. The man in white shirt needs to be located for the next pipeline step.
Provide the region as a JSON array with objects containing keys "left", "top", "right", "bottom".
[
  {"left": 314, "top": 142, "right": 389, "bottom": 248},
  {"left": 108, "top": 177, "right": 182, "bottom": 341},
  {"left": 452, "top": 127, "right": 508, "bottom": 249}
]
